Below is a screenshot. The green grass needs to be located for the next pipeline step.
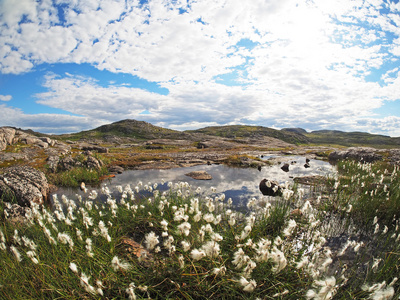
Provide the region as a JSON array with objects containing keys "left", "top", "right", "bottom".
[{"left": 0, "top": 160, "right": 399, "bottom": 299}]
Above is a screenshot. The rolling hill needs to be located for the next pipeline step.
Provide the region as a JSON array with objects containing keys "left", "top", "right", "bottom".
[{"left": 53, "top": 119, "right": 400, "bottom": 148}]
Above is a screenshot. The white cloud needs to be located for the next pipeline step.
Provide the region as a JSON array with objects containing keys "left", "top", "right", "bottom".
[
  {"left": 0, "top": 0, "right": 399, "bottom": 136},
  {"left": 0, "top": 95, "right": 12, "bottom": 101},
  {"left": 0, "top": 103, "right": 102, "bottom": 134}
]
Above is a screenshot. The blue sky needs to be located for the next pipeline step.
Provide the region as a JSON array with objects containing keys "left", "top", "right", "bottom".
[{"left": 1, "top": 0, "right": 400, "bottom": 136}]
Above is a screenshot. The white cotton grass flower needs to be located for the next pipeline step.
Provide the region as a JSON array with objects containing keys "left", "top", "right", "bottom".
[
  {"left": 270, "top": 246, "right": 287, "bottom": 273},
  {"left": 273, "top": 289, "right": 289, "bottom": 298},
  {"left": 86, "top": 238, "right": 94, "bottom": 257},
  {"left": 238, "top": 276, "right": 257, "bottom": 292},
  {"left": 232, "top": 248, "right": 250, "bottom": 269},
  {"left": 26, "top": 251, "right": 39, "bottom": 264},
  {"left": 212, "top": 266, "right": 226, "bottom": 276},
  {"left": 13, "top": 229, "right": 22, "bottom": 245},
  {"left": 144, "top": 232, "right": 159, "bottom": 250},
  {"left": 203, "top": 213, "right": 215, "bottom": 223},
  {"left": 57, "top": 232, "right": 74, "bottom": 250},
  {"left": 190, "top": 249, "right": 206, "bottom": 261},
  {"left": 283, "top": 219, "right": 297, "bottom": 236},
  {"left": 126, "top": 283, "right": 137, "bottom": 300},
  {"left": 177, "top": 222, "right": 191, "bottom": 236},
  {"left": 69, "top": 262, "right": 79, "bottom": 274},
  {"left": 111, "top": 256, "right": 132, "bottom": 272},
  {"left": 160, "top": 219, "right": 168, "bottom": 231},
  {"left": 201, "top": 241, "right": 220, "bottom": 258},
  {"left": 22, "top": 236, "right": 37, "bottom": 251},
  {"left": 369, "top": 286, "right": 395, "bottom": 300},
  {"left": 10, "top": 246, "right": 22, "bottom": 262},
  {"left": 181, "top": 240, "right": 191, "bottom": 252},
  {"left": 242, "top": 259, "right": 257, "bottom": 278},
  {"left": 178, "top": 254, "right": 185, "bottom": 269},
  {"left": 94, "top": 221, "right": 111, "bottom": 242},
  {"left": 0, "top": 229, "right": 6, "bottom": 243},
  {"left": 79, "top": 272, "right": 97, "bottom": 295},
  {"left": 296, "top": 255, "right": 310, "bottom": 269},
  {"left": 306, "top": 276, "right": 337, "bottom": 300},
  {"left": 371, "top": 258, "right": 382, "bottom": 272}
]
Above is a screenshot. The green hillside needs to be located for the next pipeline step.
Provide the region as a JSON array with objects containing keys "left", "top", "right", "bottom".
[
  {"left": 186, "top": 125, "right": 310, "bottom": 145},
  {"left": 306, "top": 130, "right": 400, "bottom": 147},
  {"left": 57, "top": 119, "right": 189, "bottom": 141}
]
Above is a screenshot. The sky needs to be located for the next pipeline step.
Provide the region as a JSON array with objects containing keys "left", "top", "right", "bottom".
[{"left": 1, "top": 0, "right": 400, "bottom": 136}]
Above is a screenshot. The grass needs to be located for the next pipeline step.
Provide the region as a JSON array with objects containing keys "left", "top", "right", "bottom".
[{"left": 0, "top": 159, "right": 399, "bottom": 299}]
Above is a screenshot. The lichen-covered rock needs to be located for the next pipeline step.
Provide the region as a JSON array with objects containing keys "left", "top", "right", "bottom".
[
  {"left": 58, "top": 155, "right": 82, "bottom": 170},
  {"left": 0, "top": 166, "right": 49, "bottom": 206},
  {"left": 85, "top": 155, "right": 103, "bottom": 169},
  {"left": 46, "top": 155, "right": 60, "bottom": 172},
  {"left": 3, "top": 203, "right": 32, "bottom": 224},
  {"left": 328, "top": 147, "right": 382, "bottom": 163},
  {"left": 0, "top": 127, "right": 16, "bottom": 151}
]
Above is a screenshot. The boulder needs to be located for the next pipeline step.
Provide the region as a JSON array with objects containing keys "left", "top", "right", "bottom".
[
  {"left": 259, "top": 179, "right": 283, "bottom": 196},
  {"left": 57, "top": 154, "right": 103, "bottom": 171},
  {"left": 3, "top": 203, "right": 32, "bottom": 224},
  {"left": 185, "top": 171, "right": 212, "bottom": 180},
  {"left": 328, "top": 147, "right": 382, "bottom": 163},
  {"left": 109, "top": 165, "right": 124, "bottom": 174},
  {"left": 85, "top": 155, "right": 103, "bottom": 169},
  {"left": 38, "top": 137, "right": 56, "bottom": 147},
  {"left": 80, "top": 144, "right": 109, "bottom": 153},
  {"left": 0, "top": 166, "right": 49, "bottom": 206},
  {"left": 58, "top": 155, "right": 82, "bottom": 170},
  {"left": 46, "top": 155, "right": 60, "bottom": 172},
  {"left": 281, "top": 163, "right": 290, "bottom": 172},
  {"left": 0, "top": 127, "right": 16, "bottom": 151}
]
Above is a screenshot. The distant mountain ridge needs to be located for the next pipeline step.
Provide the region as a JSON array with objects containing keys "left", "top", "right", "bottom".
[
  {"left": 186, "top": 125, "right": 310, "bottom": 145},
  {"left": 50, "top": 119, "right": 400, "bottom": 147}
]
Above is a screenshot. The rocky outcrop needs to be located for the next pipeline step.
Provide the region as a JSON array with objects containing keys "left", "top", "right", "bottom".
[
  {"left": 51, "top": 152, "right": 104, "bottom": 172},
  {"left": 79, "top": 144, "right": 109, "bottom": 153},
  {"left": 185, "top": 171, "right": 212, "bottom": 180},
  {"left": 0, "top": 127, "right": 17, "bottom": 150},
  {"left": 0, "top": 166, "right": 49, "bottom": 206},
  {"left": 328, "top": 147, "right": 383, "bottom": 163},
  {"left": 388, "top": 149, "right": 400, "bottom": 165},
  {"left": 0, "top": 127, "right": 57, "bottom": 151}
]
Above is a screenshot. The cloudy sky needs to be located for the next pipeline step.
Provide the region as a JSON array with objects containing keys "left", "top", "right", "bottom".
[{"left": 1, "top": 0, "right": 400, "bottom": 136}]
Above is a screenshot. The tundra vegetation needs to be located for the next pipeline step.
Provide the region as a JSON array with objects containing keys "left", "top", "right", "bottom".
[{"left": 0, "top": 159, "right": 399, "bottom": 299}]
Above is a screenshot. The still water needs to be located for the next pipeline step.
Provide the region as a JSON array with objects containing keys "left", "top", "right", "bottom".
[{"left": 54, "top": 156, "right": 336, "bottom": 206}]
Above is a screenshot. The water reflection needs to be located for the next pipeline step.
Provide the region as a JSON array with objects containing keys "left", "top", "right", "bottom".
[{"left": 53, "top": 156, "right": 336, "bottom": 207}]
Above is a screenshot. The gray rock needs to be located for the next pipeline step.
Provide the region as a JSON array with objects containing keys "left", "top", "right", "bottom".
[
  {"left": 0, "top": 127, "right": 16, "bottom": 151},
  {"left": 4, "top": 203, "right": 32, "bottom": 224},
  {"left": 80, "top": 144, "right": 109, "bottom": 153},
  {"left": 259, "top": 179, "right": 283, "bottom": 196},
  {"left": 0, "top": 166, "right": 49, "bottom": 206},
  {"left": 185, "top": 171, "right": 212, "bottom": 180},
  {"left": 58, "top": 155, "right": 82, "bottom": 170},
  {"left": 38, "top": 137, "right": 56, "bottom": 147},
  {"left": 85, "top": 155, "right": 103, "bottom": 169},
  {"left": 281, "top": 163, "right": 290, "bottom": 172},
  {"left": 46, "top": 155, "right": 60, "bottom": 172},
  {"left": 328, "top": 147, "right": 382, "bottom": 163},
  {"left": 109, "top": 165, "right": 124, "bottom": 174}
]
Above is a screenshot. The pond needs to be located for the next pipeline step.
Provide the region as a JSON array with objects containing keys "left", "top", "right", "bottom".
[{"left": 54, "top": 156, "right": 337, "bottom": 207}]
